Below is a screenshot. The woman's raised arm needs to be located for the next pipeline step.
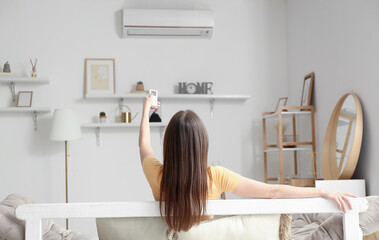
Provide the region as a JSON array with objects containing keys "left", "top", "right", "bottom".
[{"left": 139, "top": 95, "right": 160, "bottom": 164}]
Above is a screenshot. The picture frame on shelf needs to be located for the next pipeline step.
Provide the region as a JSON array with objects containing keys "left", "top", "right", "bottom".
[
  {"left": 16, "top": 91, "right": 33, "bottom": 107},
  {"left": 300, "top": 72, "right": 314, "bottom": 107},
  {"left": 275, "top": 97, "right": 288, "bottom": 112},
  {"left": 85, "top": 58, "right": 115, "bottom": 97}
]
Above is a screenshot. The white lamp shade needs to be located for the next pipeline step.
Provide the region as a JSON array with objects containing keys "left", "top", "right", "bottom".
[{"left": 50, "top": 108, "right": 82, "bottom": 141}]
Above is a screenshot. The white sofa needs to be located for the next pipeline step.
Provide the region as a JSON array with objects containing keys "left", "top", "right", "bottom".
[{"left": 15, "top": 198, "right": 369, "bottom": 240}]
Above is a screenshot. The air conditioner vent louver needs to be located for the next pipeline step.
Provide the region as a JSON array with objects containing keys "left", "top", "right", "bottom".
[{"left": 123, "top": 9, "right": 214, "bottom": 38}]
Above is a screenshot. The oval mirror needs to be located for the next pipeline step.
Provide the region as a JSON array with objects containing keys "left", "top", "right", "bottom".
[{"left": 322, "top": 93, "right": 363, "bottom": 180}]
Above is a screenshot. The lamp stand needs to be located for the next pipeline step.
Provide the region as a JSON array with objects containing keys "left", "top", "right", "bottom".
[{"left": 65, "top": 140, "right": 69, "bottom": 230}]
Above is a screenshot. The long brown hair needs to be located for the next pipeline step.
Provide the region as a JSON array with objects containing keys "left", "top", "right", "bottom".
[{"left": 160, "top": 110, "right": 210, "bottom": 231}]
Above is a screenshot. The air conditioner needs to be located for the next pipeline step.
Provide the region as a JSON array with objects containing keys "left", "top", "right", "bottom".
[{"left": 122, "top": 9, "right": 214, "bottom": 38}]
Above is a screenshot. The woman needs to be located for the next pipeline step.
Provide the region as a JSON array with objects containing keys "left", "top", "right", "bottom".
[{"left": 139, "top": 95, "right": 356, "bottom": 232}]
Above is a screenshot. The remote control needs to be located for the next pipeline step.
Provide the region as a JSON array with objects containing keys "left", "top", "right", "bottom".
[{"left": 149, "top": 89, "right": 158, "bottom": 108}]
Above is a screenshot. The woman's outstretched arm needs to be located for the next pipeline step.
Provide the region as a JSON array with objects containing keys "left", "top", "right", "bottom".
[
  {"left": 233, "top": 176, "right": 357, "bottom": 213},
  {"left": 139, "top": 95, "right": 160, "bottom": 164}
]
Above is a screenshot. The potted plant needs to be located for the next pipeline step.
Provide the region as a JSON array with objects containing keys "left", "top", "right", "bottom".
[
  {"left": 136, "top": 81, "right": 144, "bottom": 91},
  {"left": 99, "top": 112, "right": 106, "bottom": 123}
]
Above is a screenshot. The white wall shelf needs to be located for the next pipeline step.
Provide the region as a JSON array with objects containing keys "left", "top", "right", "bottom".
[
  {"left": 0, "top": 77, "right": 50, "bottom": 84},
  {"left": 0, "top": 107, "right": 51, "bottom": 131},
  {"left": 82, "top": 122, "right": 167, "bottom": 128},
  {"left": 82, "top": 122, "right": 168, "bottom": 147},
  {"left": 0, "top": 77, "right": 50, "bottom": 102},
  {"left": 0, "top": 107, "right": 51, "bottom": 113},
  {"left": 85, "top": 93, "right": 250, "bottom": 100},
  {"left": 85, "top": 93, "right": 251, "bottom": 119}
]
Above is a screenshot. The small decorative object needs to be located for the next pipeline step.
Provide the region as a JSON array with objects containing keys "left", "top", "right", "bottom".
[
  {"left": 149, "top": 108, "right": 162, "bottom": 122},
  {"left": 130, "top": 81, "right": 148, "bottom": 93},
  {"left": 114, "top": 105, "right": 138, "bottom": 123},
  {"left": 16, "top": 91, "right": 33, "bottom": 107},
  {"left": 30, "top": 59, "right": 38, "bottom": 77},
  {"left": 136, "top": 81, "right": 144, "bottom": 91},
  {"left": 99, "top": 112, "right": 107, "bottom": 123},
  {"left": 274, "top": 97, "right": 288, "bottom": 112},
  {"left": 3, "top": 61, "right": 11, "bottom": 72},
  {"left": 85, "top": 58, "right": 116, "bottom": 97},
  {"left": 301, "top": 72, "right": 314, "bottom": 107},
  {"left": 178, "top": 82, "right": 213, "bottom": 94}
]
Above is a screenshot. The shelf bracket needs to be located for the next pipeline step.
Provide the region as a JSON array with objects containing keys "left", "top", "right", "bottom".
[
  {"left": 119, "top": 98, "right": 124, "bottom": 114},
  {"left": 33, "top": 111, "right": 38, "bottom": 131},
  {"left": 210, "top": 99, "right": 215, "bottom": 119},
  {"left": 11, "top": 82, "right": 16, "bottom": 102},
  {"left": 95, "top": 127, "right": 101, "bottom": 147}
]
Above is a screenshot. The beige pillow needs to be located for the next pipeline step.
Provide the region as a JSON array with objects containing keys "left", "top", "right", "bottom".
[
  {"left": 97, "top": 217, "right": 168, "bottom": 240},
  {"left": 97, "top": 214, "right": 284, "bottom": 240},
  {"left": 175, "top": 214, "right": 281, "bottom": 240},
  {"left": 360, "top": 196, "right": 379, "bottom": 235}
]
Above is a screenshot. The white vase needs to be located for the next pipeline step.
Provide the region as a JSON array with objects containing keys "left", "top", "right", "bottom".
[{"left": 99, "top": 117, "right": 106, "bottom": 123}]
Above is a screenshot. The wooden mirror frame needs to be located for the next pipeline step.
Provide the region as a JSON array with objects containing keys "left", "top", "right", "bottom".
[{"left": 322, "top": 93, "right": 363, "bottom": 179}]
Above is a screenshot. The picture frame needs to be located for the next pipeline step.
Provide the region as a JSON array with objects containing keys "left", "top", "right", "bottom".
[
  {"left": 17, "top": 91, "right": 33, "bottom": 107},
  {"left": 300, "top": 72, "right": 314, "bottom": 107},
  {"left": 275, "top": 97, "right": 288, "bottom": 112},
  {"left": 85, "top": 58, "right": 115, "bottom": 96}
]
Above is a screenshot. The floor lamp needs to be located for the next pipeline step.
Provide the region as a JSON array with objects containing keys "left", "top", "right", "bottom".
[{"left": 50, "top": 108, "right": 81, "bottom": 229}]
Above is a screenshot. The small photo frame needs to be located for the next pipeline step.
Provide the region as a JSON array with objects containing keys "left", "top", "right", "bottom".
[
  {"left": 301, "top": 72, "right": 314, "bottom": 106},
  {"left": 85, "top": 58, "right": 115, "bottom": 96},
  {"left": 275, "top": 97, "right": 288, "bottom": 112},
  {"left": 17, "top": 91, "right": 33, "bottom": 107}
]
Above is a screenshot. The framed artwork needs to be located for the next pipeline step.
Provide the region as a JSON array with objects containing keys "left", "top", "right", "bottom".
[
  {"left": 300, "top": 72, "right": 314, "bottom": 106},
  {"left": 85, "top": 58, "right": 115, "bottom": 96},
  {"left": 275, "top": 97, "right": 288, "bottom": 112},
  {"left": 17, "top": 91, "right": 33, "bottom": 107}
]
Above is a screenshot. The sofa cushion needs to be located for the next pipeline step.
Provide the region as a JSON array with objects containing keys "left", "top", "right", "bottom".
[
  {"left": 292, "top": 196, "right": 379, "bottom": 240},
  {"left": 175, "top": 214, "right": 281, "bottom": 240},
  {"left": 0, "top": 213, "right": 24, "bottom": 240},
  {"left": 97, "top": 217, "right": 168, "bottom": 240},
  {"left": 360, "top": 196, "right": 379, "bottom": 235},
  {"left": 0, "top": 193, "right": 98, "bottom": 240},
  {"left": 96, "top": 214, "right": 283, "bottom": 240}
]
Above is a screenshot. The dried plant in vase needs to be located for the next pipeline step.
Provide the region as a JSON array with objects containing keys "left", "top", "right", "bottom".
[{"left": 30, "top": 58, "right": 38, "bottom": 77}]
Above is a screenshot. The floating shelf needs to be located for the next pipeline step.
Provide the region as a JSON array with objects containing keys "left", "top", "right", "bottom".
[
  {"left": 85, "top": 94, "right": 251, "bottom": 100},
  {"left": 0, "top": 107, "right": 51, "bottom": 113},
  {"left": 0, "top": 77, "right": 50, "bottom": 102},
  {"left": 82, "top": 122, "right": 167, "bottom": 128},
  {"left": 82, "top": 122, "right": 168, "bottom": 147},
  {"left": 0, "top": 77, "right": 50, "bottom": 84},
  {"left": 85, "top": 94, "right": 251, "bottom": 119},
  {"left": 0, "top": 107, "right": 51, "bottom": 131}
]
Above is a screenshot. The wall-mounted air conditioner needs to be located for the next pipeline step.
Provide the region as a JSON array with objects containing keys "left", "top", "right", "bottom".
[{"left": 122, "top": 9, "right": 214, "bottom": 38}]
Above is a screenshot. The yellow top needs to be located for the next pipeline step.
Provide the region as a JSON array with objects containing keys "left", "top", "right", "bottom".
[{"left": 142, "top": 155, "right": 241, "bottom": 201}]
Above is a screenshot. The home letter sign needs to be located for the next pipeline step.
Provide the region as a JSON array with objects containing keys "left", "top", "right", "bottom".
[{"left": 178, "top": 82, "right": 213, "bottom": 94}]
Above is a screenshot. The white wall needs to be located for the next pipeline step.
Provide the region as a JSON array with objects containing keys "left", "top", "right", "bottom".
[
  {"left": 0, "top": 0, "right": 288, "bottom": 235},
  {"left": 287, "top": 0, "right": 379, "bottom": 195}
]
